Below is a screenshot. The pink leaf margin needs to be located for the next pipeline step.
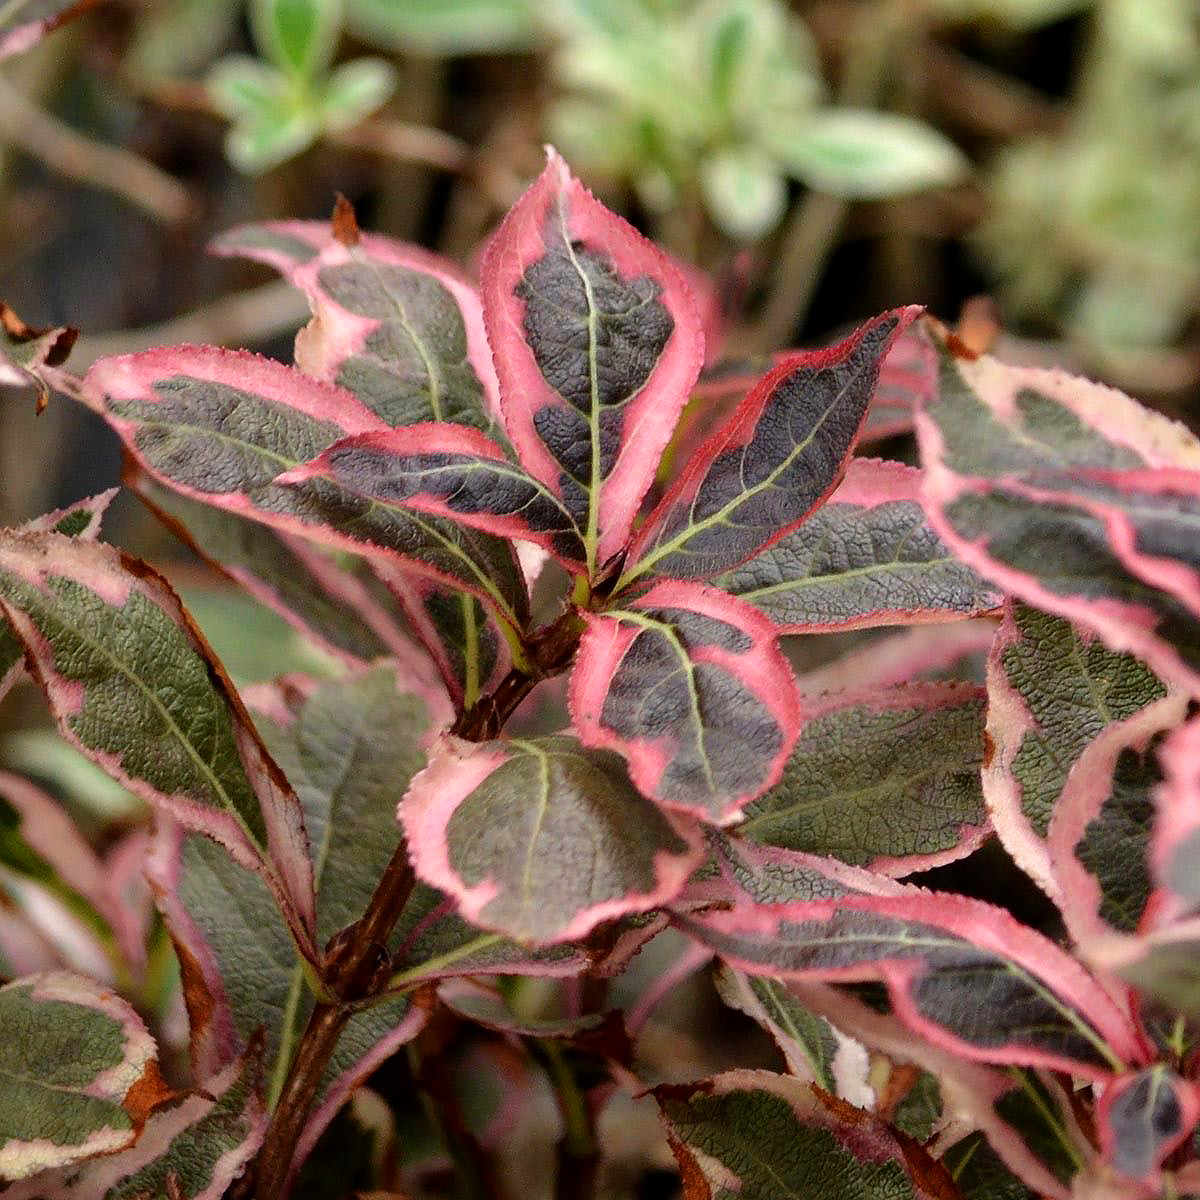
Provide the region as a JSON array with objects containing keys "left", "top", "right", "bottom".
[
  {"left": 481, "top": 147, "right": 705, "bottom": 564},
  {"left": 569, "top": 580, "right": 801, "bottom": 824},
  {"left": 399, "top": 732, "right": 704, "bottom": 945},
  {"left": 212, "top": 218, "right": 502, "bottom": 422}
]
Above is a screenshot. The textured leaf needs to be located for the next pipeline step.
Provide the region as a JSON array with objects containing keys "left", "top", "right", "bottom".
[
  {"left": 713, "top": 967, "right": 840, "bottom": 1092},
  {"left": 0, "top": 491, "right": 115, "bottom": 704},
  {"left": 738, "top": 682, "right": 988, "bottom": 875},
  {"left": 400, "top": 733, "right": 703, "bottom": 945},
  {"left": 783, "top": 980, "right": 1080, "bottom": 1198},
  {"left": 983, "top": 602, "right": 1176, "bottom": 907},
  {"left": 281, "top": 422, "right": 587, "bottom": 566},
  {"left": 677, "top": 889, "right": 1141, "bottom": 1077},
  {"left": 84, "top": 346, "right": 529, "bottom": 634},
  {"left": 251, "top": 667, "right": 430, "bottom": 944},
  {"left": 939, "top": 1134, "right": 1034, "bottom": 1200},
  {"left": 914, "top": 328, "right": 1200, "bottom": 693},
  {"left": 0, "top": 530, "right": 316, "bottom": 950},
  {"left": 212, "top": 218, "right": 500, "bottom": 429},
  {"left": 0, "top": 971, "right": 169, "bottom": 1181},
  {"left": 620, "top": 307, "right": 921, "bottom": 589},
  {"left": 4, "top": 1047, "right": 265, "bottom": 1200},
  {"left": 1096, "top": 1066, "right": 1199, "bottom": 1182},
  {"left": 681, "top": 827, "right": 908, "bottom": 911},
  {"left": 863, "top": 323, "right": 937, "bottom": 443},
  {"left": 1150, "top": 717, "right": 1200, "bottom": 921},
  {"left": 656, "top": 1069, "right": 951, "bottom": 1200},
  {"left": 714, "top": 459, "right": 999, "bottom": 633},
  {"left": 481, "top": 148, "right": 704, "bottom": 572},
  {"left": 1046, "top": 713, "right": 1172, "bottom": 944},
  {"left": 570, "top": 581, "right": 800, "bottom": 823}
]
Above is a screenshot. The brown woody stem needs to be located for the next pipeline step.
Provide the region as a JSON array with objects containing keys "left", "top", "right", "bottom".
[{"left": 243, "top": 848, "right": 415, "bottom": 1200}]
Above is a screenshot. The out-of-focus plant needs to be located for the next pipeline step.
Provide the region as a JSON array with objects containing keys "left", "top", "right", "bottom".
[
  {"left": 342, "top": 0, "right": 539, "bottom": 55},
  {"left": 975, "top": 0, "right": 1200, "bottom": 353},
  {"left": 207, "top": 0, "right": 397, "bottom": 173},
  {"left": 546, "top": 0, "right": 967, "bottom": 242}
]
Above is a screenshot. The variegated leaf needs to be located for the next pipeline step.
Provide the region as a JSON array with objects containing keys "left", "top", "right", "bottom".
[
  {"left": 281, "top": 422, "right": 587, "bottom": 566},
  {"left": 481, "top": 148, "right": 704, "bottom": 574},
  {"left": 4, "top": 1048, "right": 265, "bottom": 1200},
  {"left": 620, "top": 307, "right": 921, "bottom": 590},
  {"left": 738, "top": 682, "right": 988, "bottom": 875},
  {"left": 1096, "top": 1066, "right": 1199, "bottom": 1183},
  {"left": 655, "top": 1069, "right": 951, "bottom": 1200},
  {"left": 0, "top": 491, "right": 115, "bottom": 703},
  {"left": 680, "top": 828, "right": 908, "bottom": 911},
  {"left": 0, "top": 0, "right": 97, "bottom": 59},
  {"left": 1150, "top": 716, "right": 1200, "bottom": 922},
  {"left": 984, "top": 602, "right": 1178, "bottom": 910},
  {"left": 212, "top": 217, "right": 500, "bottom": 429},
  {"left": 785, "top": 980, "right": 1085, "bottom": 1198},
  {"left": 714, "top": 459, "right": 999, "bottom": 633},
  {"left": 400, "top": 733, "right": 703, "bottom": 945},
  {"left": 677, "top": 889, "right": 1142, "bottom": 1078},
  {"left": 0, "top": 531, "right": 316, "bottom": 951},
  {"left": 570, "top": 581, "right": 800, "bottom": 823},
  {"left": 0, "top": 301, "right": 77, "bottom": 408},
  {"left": 915, "top": 327, "right": 1200, "bottom": 694},
  {"left": 713, "top": 967, "right": 842, "bottom": 1093},
  {"left": 0, "top": 972, "right": 171, "bottom": 1181},
  {"left": 84, "top": 346, "right": 529, "bottom": 637}
]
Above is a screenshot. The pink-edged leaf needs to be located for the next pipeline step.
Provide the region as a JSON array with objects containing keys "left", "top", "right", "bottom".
[
  {"left": 795, "top": 620, "right": 998, "bottom": 696},
  {"left": 5, "top": 1045, "right": 266, "bottom": 1200},
  {"left": 676, "top": 888, "right": 1145, "bottom": 1078},
  {"left": 0, "top": 491, "right": 116, "bottom": 703},
  {"left": 280, "top": 422, "right": 587, "bottom": 567},
  {"left": 983, "top": 602, "right": 1174, "bottom": 908},
  {"left": 655, "top": 1069, "right": 954, "bottom": 1200},
  {"left": 212, "top": 217, "right": 501, "bottom": 429},
  {"left": 0, "top": 970, "right": 172, "bottom": 1182},
  {"left": 714, "top": 459, "right": 1000, "bottom": 633},
  {"left": 680, "top": 827, "right": 908, "bottom": 912},
  {"left": 738, "top": 682, "right": 989, "bottom": 876},
  {"left": 84, "top": 345, "right": 529, "bottom": 634},
  {"left": 1045, "top": 697, "right": 1181, "bottom": 946},
  {"left": 134, "top": 472, "right": 448, "bottom": 701},
  {"left": 400, "top": 732, "right": 704, "bottom": 945},
  {"left": 914, "top": 328, "right": 1200, "bottom": 695},
  {"left": 373, "top": 561, "right": 510, "bottom": 711},
  {"left": 0, "top": 531, "right": 317, "bottom": 956},
  {"left": 481, "top": 148, "right": 705, "bottom": 572},
  {"left": 1151, "top": 717, "right": 1200, "bottom": 922},
  {"left": 1097, "top": 1066, "right": 1200, "bottom": 1184},
  {"left": 712, "top": 967, "right": 845, "bottom": 1093},
  {"left": 619, "top": 306, "right": 922, "bottom": 591},
  {"left": 0, "top": 0, "right": 96, "bottom": 59},
  {"left": 570, "top": 581, "right": 800, "bottom": 823},
  {"left": 0, "top": 301, "right": 77, "bottom": 409},
  {"left": 0, "top": 771, "right": 145, "bottom": 969}
]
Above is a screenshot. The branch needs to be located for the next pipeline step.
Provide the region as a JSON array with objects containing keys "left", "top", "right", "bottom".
[
  {"left": 0, "top": 75, "right": 191, "bottom": 223},
  {"left": 71, "top": 280, "right": 311, "bottom": 369}
]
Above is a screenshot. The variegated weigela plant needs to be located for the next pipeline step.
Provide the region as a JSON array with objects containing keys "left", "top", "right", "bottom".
[{"left": 3, "top": 147, "right": 1200, "bottom": 1199}]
